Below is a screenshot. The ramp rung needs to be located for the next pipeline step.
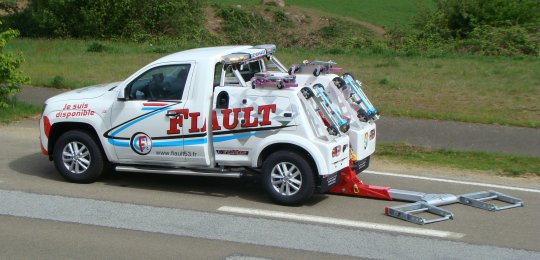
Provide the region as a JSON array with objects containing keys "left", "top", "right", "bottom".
[
  {"left": 407, "top": 208, "right": 429, "bottom": 214},
  {"left": 476, "top": 195, "right": 498, "bottom": 201},
  {"left": 459, "top": 191, "right": 524, "bottom": 211},
  {"left": 386, "top": 202, "right": 454, "bottom": 225}
]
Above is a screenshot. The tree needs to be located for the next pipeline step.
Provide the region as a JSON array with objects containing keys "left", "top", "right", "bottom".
[{"left": 0, "top": 25, "right": 29, "bottom": 108}]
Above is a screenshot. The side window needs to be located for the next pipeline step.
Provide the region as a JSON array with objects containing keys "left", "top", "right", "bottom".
[
  {"left": 214, "top": 63, "right": 223, "bottom": 87},
  {"left": 128, "top": 64, "right": 191, "bottom": 100},
  {"left": 221, "top": 60, "right": 262, "bottom": 85}
]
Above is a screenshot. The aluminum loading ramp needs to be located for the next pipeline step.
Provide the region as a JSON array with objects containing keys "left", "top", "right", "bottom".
[{"left": 329, "top": 161, "right": 524, "bottom": 225}]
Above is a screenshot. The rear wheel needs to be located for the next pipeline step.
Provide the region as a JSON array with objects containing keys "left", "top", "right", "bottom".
[
  {"left": 53, "top": 130, "right": 104, "bottom": 183},
  {"left": 262, "top": 151, "right": 315, "bottom": 205}
]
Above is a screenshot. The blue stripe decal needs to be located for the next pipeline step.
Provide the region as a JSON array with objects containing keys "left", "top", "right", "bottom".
[
  {"left": 141, "top": 107, "right": 161, "bottom": 111},
  {"left": 184, "top": 138, "right": 208, "bottom": 146},
  {"left": 109, "top": 131, "right": 271, "bottom": 148},
  {"left": 153, "top": 140, "right": 184, "bottom": 147},
  {"left": 110, "top": 108, "right": 167, "bottom": 137},
  {"left": 108, "top": 138, "right": 130, "bottom": 147}
]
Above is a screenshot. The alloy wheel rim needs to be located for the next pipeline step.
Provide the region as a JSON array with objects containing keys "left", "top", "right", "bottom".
[
  {"left": 62, "top": 141, "right": 91, "bottom": 174},
  {"left": 271, "top": 162, "right": 302, "bottom": 196}
]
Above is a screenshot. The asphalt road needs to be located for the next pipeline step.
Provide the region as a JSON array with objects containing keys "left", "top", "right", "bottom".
[
  {"left": 1, "top": 119, "right": 539, "bottom": 259},
  {"left": 15, "top": 85, "right": 540, "bottom": 157}
]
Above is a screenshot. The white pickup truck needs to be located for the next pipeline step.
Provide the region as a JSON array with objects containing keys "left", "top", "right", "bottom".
[{"left": 39, "top": 44, "right": 377, "bottom": 205}]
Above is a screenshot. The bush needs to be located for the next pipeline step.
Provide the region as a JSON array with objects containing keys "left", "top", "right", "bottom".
[
  {"left": 217, "top": 6, "right": 273, "bottom": 44},
  {"left": 455, "top": 25, "right": 538, "bottom": 56},
  {"left": 388, "top": 0, "right": 540, "bottom": 56},
  {"left": 4, "top": 0, "right": 205, "bottom": 40},
  {"left": 0, "top": 26, "right": 29, "bottom": 108},
  {"left": 48, "top": 76, "right": 65, "bottom": 88}
]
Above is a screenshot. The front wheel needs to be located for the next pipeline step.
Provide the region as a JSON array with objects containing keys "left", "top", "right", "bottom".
[
  {"left": 262, "top": 151, "right": 315, "bottom": 205},
  {"left": 53, "top": 130, "right": 104, "bottom": 183}
]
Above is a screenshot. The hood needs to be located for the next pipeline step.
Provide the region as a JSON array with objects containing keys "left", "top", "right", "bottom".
[{"left": 45, "top": 82, "right": 121, "bottom": 104}]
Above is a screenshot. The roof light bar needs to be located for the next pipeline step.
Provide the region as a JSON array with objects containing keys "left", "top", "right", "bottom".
[
  {"left": 239, "top": 48, "right": 267, "bottom": 60},
  {"left": 222, "top": 53, "right": 251, "bottom": 64},
  {"left": 222, "top": 44, "right": 278, "bottom": 64},
  {"left": 253, "top": 44, "right": 276, "bottom": 54}
]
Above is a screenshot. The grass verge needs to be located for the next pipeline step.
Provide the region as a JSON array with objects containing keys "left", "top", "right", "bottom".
[
  {"left": 376, "top": 143, "right": 540, "bottom": 177},
  {"left": 0, "top": 100, "right": 41, "bottom": 124}
]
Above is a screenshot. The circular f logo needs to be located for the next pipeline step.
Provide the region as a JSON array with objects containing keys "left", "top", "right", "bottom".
[{"left": 130, "top": 132, "right": 152, "bottom": 155}]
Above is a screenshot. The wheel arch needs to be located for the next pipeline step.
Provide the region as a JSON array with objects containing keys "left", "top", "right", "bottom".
[
  {"left": 47, "top": 122, "right": 111, "bottom": 162},
  {"left": 256, "top": 142, "right": 324, "bottom": 186}
]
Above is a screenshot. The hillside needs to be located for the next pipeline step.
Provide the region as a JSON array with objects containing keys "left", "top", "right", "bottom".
[{"left": 209, "top": 0, "right": 434, "bottom": 28}]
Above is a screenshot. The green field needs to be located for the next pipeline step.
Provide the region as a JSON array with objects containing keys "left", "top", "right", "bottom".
[
  {"left": 290, "top": 0, "right": 433, "bottom": 28},
  {"left": 8, "top": 38, "right": 539, "bottom": 128},
  {"left": 210, "top": 0, "right": 434, "bottom": 28},
  {"left": 7, "top": 39, "right": 165, "bottom": 88}
]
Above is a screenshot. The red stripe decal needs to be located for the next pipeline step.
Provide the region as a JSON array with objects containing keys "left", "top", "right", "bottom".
[
  {"left": 143, "top": 103, "right": 169, "bottom": 107},
  {"left": 43, "top": 116, "right": 51, "bottom": 138}
]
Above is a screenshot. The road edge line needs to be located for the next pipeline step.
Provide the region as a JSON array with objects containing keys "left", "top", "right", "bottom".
[{"left": 218, "top": 206, "right": 464, "bottom": 239}]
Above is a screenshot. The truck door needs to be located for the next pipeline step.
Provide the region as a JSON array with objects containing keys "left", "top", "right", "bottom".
[
  {"left": 107, "top": 63, "right": 193, "bottom": 166},
  {"left": 177, "top": 64, "right": 220, "bottom": 167}
]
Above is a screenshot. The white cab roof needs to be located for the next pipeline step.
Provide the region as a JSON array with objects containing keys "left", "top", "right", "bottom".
[{"left": 150, "top": 45, "right": 253, "bottom": 65}]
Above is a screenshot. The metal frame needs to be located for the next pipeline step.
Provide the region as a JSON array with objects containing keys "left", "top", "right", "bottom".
[{"left": 341, "top": 74, "right": 379, "bottom": 121}]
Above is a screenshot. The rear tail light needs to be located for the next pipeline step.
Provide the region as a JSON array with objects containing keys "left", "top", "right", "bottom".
[
  {"left": 369, "top": 129, "right": 376, "bottom": 140},
  {"left": 332, "top": 146, "right": 341, "bottom": 157}
]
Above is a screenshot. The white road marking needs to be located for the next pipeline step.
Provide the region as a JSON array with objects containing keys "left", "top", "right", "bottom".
[
  {"left": 364, "top": 170, "right": 540, "bottom": 194},
  {"left": 218, "top": 206, "right": 464, "bottom": 239}
]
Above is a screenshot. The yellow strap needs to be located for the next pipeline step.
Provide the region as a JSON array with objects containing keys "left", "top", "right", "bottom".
[{"left": 349, "top": 147, "right": 357, "bottom": 161}]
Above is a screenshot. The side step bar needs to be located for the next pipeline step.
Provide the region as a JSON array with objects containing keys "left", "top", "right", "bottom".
[
  {"left": 386, "top": 189, "right": 524, "bottom": 225},
  {"left": 115, "top": 166, "right": 243, "bottom": 178}
]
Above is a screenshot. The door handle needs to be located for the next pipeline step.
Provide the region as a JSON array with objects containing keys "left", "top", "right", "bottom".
[
  {"left": 166, "top": 109, "right": 187, "bottom": 118},
  {"left": 166, "top": 110, "right": 179, "bottom": 117}
]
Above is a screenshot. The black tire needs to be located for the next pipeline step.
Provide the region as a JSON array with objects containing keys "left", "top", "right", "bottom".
[
  {"left": 262, "top": 151, "right": 315, "bottom": 206},
  {"left": 332, "top": 77, "right": 346, "bottom": 89},
  {"left": 53, "top": 130, "right": 104, "bottom": 183},
  {"left": 277, "top": 81, "right": 284, "bottom": 89},
  {"left": 313, "top": 67, "right": 321, "bottom": 77},
  {"left": 327, "top": 126, "right": 338, "bottom": 136},
  {"left": 301, "top": 87, "right": 312, "bottom": 99},
  {"left": 343, "top": 72, "right": 355, "bottom": 80},
  {"left": 357, "top": 109, "right": 368, "bottom": 121}
]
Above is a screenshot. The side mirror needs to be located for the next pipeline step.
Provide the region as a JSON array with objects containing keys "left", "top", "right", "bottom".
[{"left": 117, "top": 87, "right": 128, "bottom": 101}]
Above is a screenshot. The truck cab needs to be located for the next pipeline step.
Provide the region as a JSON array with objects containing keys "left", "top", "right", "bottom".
[{"left": 39, "top": 44, "right": 377, "bottom": 205}]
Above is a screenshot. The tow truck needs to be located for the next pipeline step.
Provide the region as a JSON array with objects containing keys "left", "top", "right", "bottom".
[{"left": 39, "top": 44, "right": 523, "bottom": 224}]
